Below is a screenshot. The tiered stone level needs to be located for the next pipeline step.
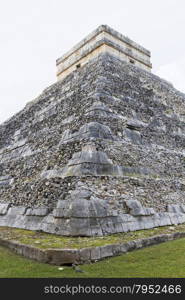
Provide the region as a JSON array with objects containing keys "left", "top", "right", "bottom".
[{"left": 0, "top": 26, "right": 185, "bottom": 236}]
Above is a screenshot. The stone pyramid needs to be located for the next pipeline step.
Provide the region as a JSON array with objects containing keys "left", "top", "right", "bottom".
[{"left": 0, "top": 25, "right": 185, "bottom": 236}]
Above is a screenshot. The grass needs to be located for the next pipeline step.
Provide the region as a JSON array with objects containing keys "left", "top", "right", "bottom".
[
  {"left": 1, "top": 224, "right": 185, "bottom": 249},
  {"left": 0, "top": 237, "right": 185, "bottom": 277},
  {"left": 1, "top": 224, "right": 185, "bottom": 277}
]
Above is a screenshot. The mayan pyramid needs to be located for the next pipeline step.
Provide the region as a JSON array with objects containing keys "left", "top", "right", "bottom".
[{"left": 0, "top": 25, "right": 185, "bottom": 236}]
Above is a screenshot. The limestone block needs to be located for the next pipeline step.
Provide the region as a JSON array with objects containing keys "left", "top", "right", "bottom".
[
  {"left": 68, "top": 147, "right": 113, "bottom": 166},
  {"left": 55, "top": 199, "right": 90, "bottom": 218},
  {"left": 130, "top": 219, "right": 145, "bottom": 231},
  {"left": 177, "top": 214, "right": 185, "bottom": 223},
  {"left": 1, "top": 215, "right": 16, "bottom": 227},
  {"left": 113, "top": 222, "right": 124, "bottom": 233},
  {"left": 152, "top": 235, "right": 168, "bottom": 244},
  {"left": 144, "top": 208, "right": 155, "bottom": 215},
  {"left": 134, "top": 239, "right": 143, "bottom": 249},
  {"left": 70, "top": 200, "right": 89, "bottom": 218},
  {"left": 78, "top": 122, "right": 114, "bottom": 140},
  {"left": 40, "top": 222, "right": 55, "bottom": 234},
  {"left": 106, "top": 209, "right": 118, "bottom": 217},
  {"left": 139, "top": 238, "right": 153, "bottom": 247},
  {"left": 79, "top": 248, "right": 91, "bottom": 262},
  {"left": 88, "top": 208, "right": 98, "bottom": 218},
  {"left": 86, "top": 101, "right": 112, "bottom": 114},
  {"left": 47, "top": 249, "right": 80, "bottom": 265},
  {"left": 121, "top": 214, "right": 135, "bottom": 222},
  {"left": 60, "top": 129, "right": 72, "bottom": 142},
  {"left": 26, "top": 208, "right": 49, "bottom": 216},
  {"left": 119, "top": 243, "right": 128, "bottom": 253},
  {"left": 167, "top": 213, "right": 179, "bottom": 225},
  {"left": 61, "top": 115, "right": 75, "bottom": 125},
  {"left": 125, "top": 128, "right": 142, "bottom": 144},
  {"left": 152, "top": 214, "right": 161, "bottom": 227},
  {"left": 172, "top": 232, "right": 185, "bottom": 239},
  {"left": 99, "top": 217, "right": 116, "bottom": 234},
  {"left": 0, "top": 180, "right": 11, "bottom": 187},
  {"left": 126, "top": 241, "right": 137, "bottom": 251},
  {"left": 127, "top": 222, "right": 140, "bottom": 231},
  {"left": 90, "top": 226, "right": 103, "bottom": 236},
  {"left": 91, "top": 198, "right": 109, "bottom": 217},
  {"left": 180, "top": 205, "right": 185, "bottom": 213},
  {"left": 70, "top": 189, "right": 92, "bottom": 200},
  {"left": 167, "top": 204, "right": 182, "bottom": 213},
  {"left": 53, "top": 208, "right": 71, "bottom": 218},
  {"left": 112, "top": 244, "right": 122, "bottom": 255},
  {"left": 125, "top": 200, "right": 155, "bottom": 217},
  {"left": 89, "top": 217, "right": 99, "bottom": 227},
  {"left": 8, "top": 207, "right": 27, "bottom": 215},
  {"left": 121, "top": 223, "right": 130, "bottom": 232},
  {"left": 22, "top": 216, "right": 44, "bottom": 231},
  {"left": 90, "top": 247, "right": 101, "bottom": 260},
  {"left": 158, "top": 213, "right": 172, "bottom": 226},
  {"left": 25, "top": 208, "right": 32, "bottom": 216},
  {"left": 125, "top": 200, "right": 145, "bottom": 216},
  {"left": 11, "top": 215, "right": 27, "bottom": 228},
  {"left": 69, "top": 218, "right": 91, "bottom": 236},
  {"left": 127, "top": 119, "right": 147, "bottom": 130},
  {"left": 100, "top": 245, "right": 113, "bottom": 258},
  {"left": 0, "top": 203, "right": 10, "bottom": 215},
  {"left": 142, "top": 217, "right": 155, "bottom": 229},
  {"left": 56, "top": 201, "right": 69, "bottom": 209},
  {"left": 40, "top": 168, "right": 63, "bottom": 180}
]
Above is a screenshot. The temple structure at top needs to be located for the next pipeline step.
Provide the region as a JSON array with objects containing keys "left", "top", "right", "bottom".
[{"left": 56, "top": 24, "right": 152, "bottom": 81}]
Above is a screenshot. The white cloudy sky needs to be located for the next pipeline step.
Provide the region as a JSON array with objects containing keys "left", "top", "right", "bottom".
[{"left": 0, "top": 0, "right": 185, "bottom": 124}]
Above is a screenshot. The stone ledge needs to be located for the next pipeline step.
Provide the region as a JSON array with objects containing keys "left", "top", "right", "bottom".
[
  {"left": 1, "top": 231, "right": 185, "bottom": 266},
  {"left": 56, "top": 25, "right": 150, "bottom": 66},
  {"left": 1, "top": 201, "right": 185, "bottom": 236}
]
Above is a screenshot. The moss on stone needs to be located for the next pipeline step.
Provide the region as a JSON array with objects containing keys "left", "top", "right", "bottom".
[{"left": 1, "top": 224, "right": 185, "bottom": 250}]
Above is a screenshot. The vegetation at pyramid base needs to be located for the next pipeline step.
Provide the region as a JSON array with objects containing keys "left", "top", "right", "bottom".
[{"left": 0, "top": 237, "right": 185, "bottom": 278}]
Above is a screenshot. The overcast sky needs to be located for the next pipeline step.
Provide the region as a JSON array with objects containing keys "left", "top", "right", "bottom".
[{"left": 0, "top": 0, "right": 185, "bottom": 124}]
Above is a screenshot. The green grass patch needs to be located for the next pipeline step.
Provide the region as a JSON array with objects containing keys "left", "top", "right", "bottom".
[
  {"left": 1, "top": 224, "right": 185, "bottom": 249},
  {"left": 0, "top": 237, "right": 185, "bottom": 277}
]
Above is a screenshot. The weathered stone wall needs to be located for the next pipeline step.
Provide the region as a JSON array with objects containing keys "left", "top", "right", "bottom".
[
  {"left": 1, "top": 231, "right": 185, "bottom": 265},
  {"left": 0, "top": 53, "right": 185, "bottom": 236}
]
